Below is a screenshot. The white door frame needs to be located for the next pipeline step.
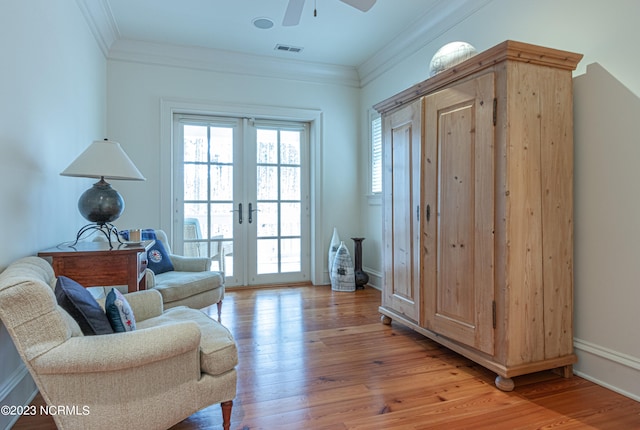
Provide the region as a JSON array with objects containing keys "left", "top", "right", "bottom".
[{"left": 160, "top": 98, "right": 323, "bottom": 285}]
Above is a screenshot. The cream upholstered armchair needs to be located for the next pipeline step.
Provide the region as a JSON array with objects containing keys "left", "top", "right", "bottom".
[
  {"left": 146, "top": 229, "right": 225, "bottom": 317},
  {"left": 0, "top": 256, "right": 237, "bottom": 430}
]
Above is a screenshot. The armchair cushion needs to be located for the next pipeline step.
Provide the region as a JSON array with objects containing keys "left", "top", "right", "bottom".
[
  {"left": 105, "top": 287, "right": 137, "bottom": 332},
  {"left": 137, "top": 306, "right": 237, "bottom": 376},
  {"left": 55, "top": 276, "right": 114, "bottom": 336},
  {"left": 151, "top": 270, "right": 222, "bottom": 303}
]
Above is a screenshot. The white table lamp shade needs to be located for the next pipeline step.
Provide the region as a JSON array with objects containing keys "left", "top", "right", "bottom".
[{"left": 61, "top": 139, "right": 145, "bottom": 181}]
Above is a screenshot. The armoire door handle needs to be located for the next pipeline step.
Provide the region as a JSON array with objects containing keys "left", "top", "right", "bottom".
[{"left": 426, "top": 204, "right": 431, "bottom": 222}]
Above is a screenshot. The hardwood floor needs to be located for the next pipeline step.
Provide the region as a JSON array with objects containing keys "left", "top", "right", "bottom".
[{"left": 13, "top": 285, "right": 640, "bottom": 429}]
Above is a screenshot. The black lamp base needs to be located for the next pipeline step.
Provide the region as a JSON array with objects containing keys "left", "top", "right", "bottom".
[
  {"left": 78, "top": 178, "right": 124, "bottom": 223},
  {"left": 72, "top": 223, "right": 123, "bottom": 248},
  {"left": 72, "top": 176, "right": 126, "bottom": 248}
]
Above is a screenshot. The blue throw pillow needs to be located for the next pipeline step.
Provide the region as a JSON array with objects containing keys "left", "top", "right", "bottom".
[
  {"left": 120, "top": 228, "right": 174, "bottom": 275},
  {"left": 55, "top": 276, "right": 114, "bottom": 336},
  {"left": 105, "top": 288, "right": 136, "bottom": 332},
  {"left": 147, "top": 240, "right": 174, "bottom": 275}
]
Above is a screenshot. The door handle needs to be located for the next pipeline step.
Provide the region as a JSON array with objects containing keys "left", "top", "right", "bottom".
[
  {"left": 231, "top": 203, "right": 243, "bottom": 224},
  {"left": 426, "top": 204, "right": 431, "bottom": 222},
  {"left": 248, "top": 203, "right": 259, "bottom": 224}
]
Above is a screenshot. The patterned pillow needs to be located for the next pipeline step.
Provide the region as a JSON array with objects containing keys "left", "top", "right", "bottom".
[
  {"left": 105, "top": 288, "right": 136, "bottom": 332},
  {"left": 147, "top": 240, "right": 174, "bottom": 275},
  {"left": 120, "top": 228, "right": 174, "bottom": 275},
  {"left": 55, "top": 276, "right": 114, "bottom": 336}
]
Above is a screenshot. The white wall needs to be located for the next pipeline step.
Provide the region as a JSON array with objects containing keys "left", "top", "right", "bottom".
[
  {"left": 360, "top": 0, "right": 640, "bottom": 401},
  {"left": 0, "top": 1, "right": 106, "bottom": 428},
  {"left": 2, "top": 0, "right": 638, "bottom": 422},
  {"left": 106, "top": 56, "right": 361, "bottom": 284}
]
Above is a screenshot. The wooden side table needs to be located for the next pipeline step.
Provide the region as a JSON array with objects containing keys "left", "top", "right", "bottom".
[{"left": 38, "top": 240, "right": 155, "bottom": 293}]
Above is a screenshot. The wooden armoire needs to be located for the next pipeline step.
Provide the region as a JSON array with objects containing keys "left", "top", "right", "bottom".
[{"left": 375, "top": 40, "right": 583, "bottom": 391}]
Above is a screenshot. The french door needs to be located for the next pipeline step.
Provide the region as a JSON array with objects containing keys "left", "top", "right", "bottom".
[{"left": 173, "top": 115, "right": 310, "bottom": 287}]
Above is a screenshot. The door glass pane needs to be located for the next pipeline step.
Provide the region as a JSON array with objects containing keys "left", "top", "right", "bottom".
[
  {"left": 210, "top": 203, "right": 233, "bottom": 239},
  {"left": 210, "top": 127, "right": 233, "bottom": 163},
  {"left": 184, "top": 203, "right": 208, "bottom": 238},
  {"left": 210, "top": 165, "right": 233, "bottom": 201},
  {"left": 257, "top": 238, "right": 278, "bottom": 274},
  {"left": 257, "top": 202, "right": 278, "bottom": 237},
  {"left": 184, "top": 164, "right": 208, "bottom": 201},
  {"left": 281, "top": 202, "right": 300, "bottom": 236},
  {"left": 281, "top": 166, "right": 300, "bottom": 200},
  {"left": 257, "top": 129, "right": 278, "bottom": 163},
  {"left": 184, "top": 125, "right": 208, "bottom": 162},
  {"left": 221, "top": 240, "right": 233, "bottom": 275},
  {"left": 183, "top": 217, "right": 206, "bottom": 258},
  {"left": 257, "top": 166, "right": 278, "bottom": 200},
  {"left": 281, "top": 238, "right": 301, "bottom": 272},
  {"left": 280, "top": 130, "right": 300, "bottom": 164}
]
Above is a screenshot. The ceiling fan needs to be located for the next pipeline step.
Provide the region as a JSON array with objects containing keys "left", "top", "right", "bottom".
[{"left": 283, "top": 0, "right": 377, "bottom": 26}]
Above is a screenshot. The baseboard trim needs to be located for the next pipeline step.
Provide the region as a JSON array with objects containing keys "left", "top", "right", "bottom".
[
  {"left": 574, "top": 338, "right": 640, "bottom": 371},
  {"left": 0, "top": 364, "right": 37, "bottom": 430},
  {"left": 573, "top": 337, "right": 640, "bottom": 402},
  {"left": 0, "top": 364, "right": 29, "bottom": 402},
  {"left": 362, "top": 266, "right": 382, "bottom": 291}
]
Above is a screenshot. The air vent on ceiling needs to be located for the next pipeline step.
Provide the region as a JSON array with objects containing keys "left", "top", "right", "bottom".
[{"left": 275, "top": 44, "right": 303, "bottom": 53}]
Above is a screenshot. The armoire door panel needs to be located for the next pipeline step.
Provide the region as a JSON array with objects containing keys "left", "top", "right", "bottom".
[
  {"left": 423, "top": 73, "right": 495, "bottom": 355},
  {"left": 382, "top": 100, "right": 421, "bottom": 322},
  {"left": 438, "top": 102, "right": 475, "bottom": 327}
]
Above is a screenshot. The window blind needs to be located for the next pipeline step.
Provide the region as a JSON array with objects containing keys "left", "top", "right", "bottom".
[{"left": 371, "top": 115, "right": 382, "bottom": 194}]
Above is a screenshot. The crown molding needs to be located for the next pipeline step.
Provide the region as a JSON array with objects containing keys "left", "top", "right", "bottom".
[
  {"left": 356, "top": 0, "right": 495, "bottom": 87},
  {"left": 75, "top": 0, "right": 118, "bottom": 57},
  {"left": 76, "top": 0, "right": 358, "bottom": 87},
  {"left": 77, "top": 0, "right": 492, "bottom": 88},
  {"left": 108, "top": 39, "right": 361, "bottom": 88}
]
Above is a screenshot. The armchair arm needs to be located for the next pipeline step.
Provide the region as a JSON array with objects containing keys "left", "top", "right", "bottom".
[
  {"left": 169, "top": 254, "right": 211, "bottom": 272},
  {"left": 32, "top": 322, "right": 201, "bottom": 374},
  {"left": 123, "top": 289, "right": 164, "bottom": 321},
  {"left": 145, "top": 268, "right": 156, "bottom": 288}
]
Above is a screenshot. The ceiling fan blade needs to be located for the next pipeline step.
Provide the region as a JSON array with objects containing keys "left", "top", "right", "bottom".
[
  {"left": 283, "top": 0, "right": 305, "bottom": 26},
  {"left": 339, "top": 0, "right": 376, "bottom": 12}
]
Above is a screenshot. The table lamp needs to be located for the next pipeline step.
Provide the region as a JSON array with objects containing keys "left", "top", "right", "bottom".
[{"left": 61, "top": 138, "right": 145, "bottom": 246}]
